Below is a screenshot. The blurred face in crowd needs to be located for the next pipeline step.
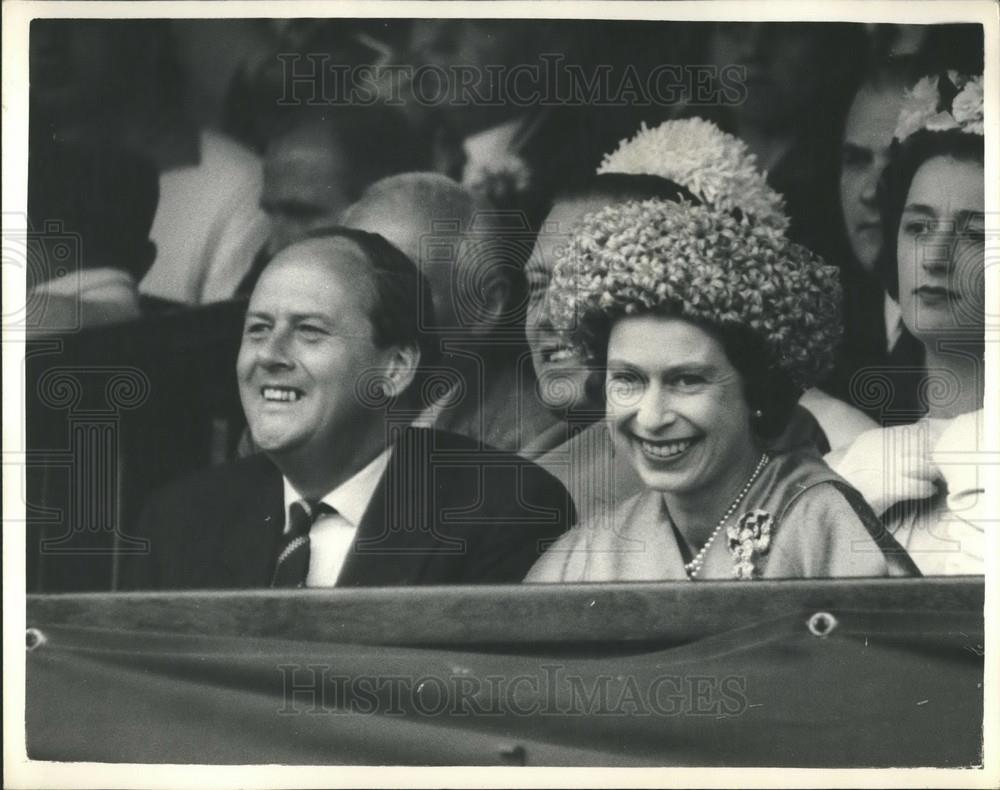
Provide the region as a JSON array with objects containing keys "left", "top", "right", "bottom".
[
  {"left": 238, "top": 238, "right": 405, "bottom": 473},
  {"left": 526, "top": 196, "right": 611, "bottom": 410},
  {"left": 344, "top": 197, "right": 462, "bottom": 330},
  {"left": 261, "top": 122, "right": 353, "bottom": 257},
  {"left": 408, "top": 19, "right": 526, "bottom": 80},
  {"left": 406, "top": 20, "right": 532, "bottom": 133},
  {"left": 896, "top": 156, "right": 985, "bottom": 345},
  {"left": 707, "top": 22, "right": 828, "bottom": 129},
  {"left": 344, "top": 176, "right": 511, "bottom": 335},
  {"left": 840, "top": 81, "right": 906, "bottom": 272},
  {"left": 605, "top": 315, "right": 757, "bottom": 503}
]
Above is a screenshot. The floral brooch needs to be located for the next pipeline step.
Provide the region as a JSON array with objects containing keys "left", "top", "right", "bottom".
[{"left": 727, "top": 509, "right": 775, "bottom": 580}]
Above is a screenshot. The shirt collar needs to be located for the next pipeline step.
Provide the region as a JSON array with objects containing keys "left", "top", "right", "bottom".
[
  {"left": 884, "top": 293, "right": 904, "bottom": 352},
  {"left": 282, "top": 447, "right": 393, "bottom": 532}
]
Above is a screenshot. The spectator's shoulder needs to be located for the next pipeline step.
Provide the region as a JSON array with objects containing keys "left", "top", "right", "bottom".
[
  {"left": 414, "top": 427, "right": 575, "bottom": 518},
  {"left": 419, "top": 427, "right": 566, "bottom": 476},
  {"left": 799, "top": 388, "right": 879, "bottom": 451},
  {"left": 147, "top": 453, "right": 276, "bottom": 510}
]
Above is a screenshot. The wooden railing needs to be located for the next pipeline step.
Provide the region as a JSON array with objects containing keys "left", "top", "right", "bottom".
[{"left": 26, "top": 576, "right": 983, "bottom": 646}]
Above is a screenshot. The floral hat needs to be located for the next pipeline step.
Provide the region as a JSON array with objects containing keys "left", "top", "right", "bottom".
[
  {"left": 597, "top": 117, "right": 789, "bottom": 231},
  {"left": 547, "top": 198, "right": 843, "bottom": 389},
  {"left": 893, "top": 71, "right": 984, "bottom": 143}
]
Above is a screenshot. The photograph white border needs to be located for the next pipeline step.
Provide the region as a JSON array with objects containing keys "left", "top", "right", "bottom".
[{"left": 3, "top": 1, "right": 997, "bottom": 787}]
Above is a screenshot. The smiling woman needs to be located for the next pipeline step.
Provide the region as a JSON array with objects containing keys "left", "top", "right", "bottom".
[{"left": 526, "top": 191, "right": 920, "bottom": 583}]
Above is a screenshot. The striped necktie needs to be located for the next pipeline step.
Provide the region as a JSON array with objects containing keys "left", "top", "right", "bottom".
[{"left": 271, "top": 499, "right": 331, "bottom": 588}]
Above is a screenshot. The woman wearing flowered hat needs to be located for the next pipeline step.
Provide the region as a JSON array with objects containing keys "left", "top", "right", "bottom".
[
  {"left": 527, "top": 118, "right": 876, "bottom": 528},
  {"left": 526, "top": 119, "right": 876, "bottom": 447},
  {"left": 526, "top": 180, "right": 920, "bottom": 582},
  {"left": 830, "top": 72, "right": 986, "bottom": 575}
]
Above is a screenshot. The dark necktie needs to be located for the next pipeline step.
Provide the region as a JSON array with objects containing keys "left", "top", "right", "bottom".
[{"left": 271, "top": 499, "right": 331, "bottom": 588}]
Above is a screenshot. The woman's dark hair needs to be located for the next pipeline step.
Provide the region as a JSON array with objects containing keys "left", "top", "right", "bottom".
[
  {"left": 877, "top": 128, "right": 984, "bottom": 299},
  {"left": 580, "top": 306, "right": 801, "bottom": 440}
]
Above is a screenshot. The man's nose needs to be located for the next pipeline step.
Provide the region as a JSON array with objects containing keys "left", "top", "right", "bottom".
[
  {"left": 860, "top": 167, "right": 879, "bottom": 205},
  {"left": 920, "top": 228, "right": 958, "bottom": 273},
  {"left": 256, "top": 330, "right": 294, "bottom": 369}
]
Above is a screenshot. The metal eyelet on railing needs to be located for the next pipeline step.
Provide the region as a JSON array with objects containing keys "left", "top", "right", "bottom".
[
  {"left": 807, "top": 611, "right": 838, "bottom": 638},
  {"left": 26, "top": 628, "right": 47, "bottom": 651}
]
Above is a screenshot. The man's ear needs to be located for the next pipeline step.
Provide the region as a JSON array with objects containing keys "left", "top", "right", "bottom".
[{"left": 381, "top": 344, "right": 421, "bottom": 399}]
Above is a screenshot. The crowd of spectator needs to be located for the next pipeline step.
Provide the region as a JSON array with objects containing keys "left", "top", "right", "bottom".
[{"left": 25, "top": 19, "right": 986, "bottom": 586}]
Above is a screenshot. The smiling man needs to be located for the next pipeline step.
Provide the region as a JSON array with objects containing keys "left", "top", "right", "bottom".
[{"left": 122, "top": 228, "right": 573, "bottom": 589}]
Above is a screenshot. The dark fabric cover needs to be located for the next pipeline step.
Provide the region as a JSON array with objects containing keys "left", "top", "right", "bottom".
[{"left": 26, "top": 596, "right": 983, "bottom": 766}]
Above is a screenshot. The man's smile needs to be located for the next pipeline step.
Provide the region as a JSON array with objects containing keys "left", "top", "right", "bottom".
[{"left": 261, "top": 385, "right": 305, "bottom": 403}]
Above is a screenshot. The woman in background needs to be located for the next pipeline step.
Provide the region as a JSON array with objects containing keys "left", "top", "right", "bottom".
[{"left": 831, "top": 72, "right": 985, "bottom": 575}]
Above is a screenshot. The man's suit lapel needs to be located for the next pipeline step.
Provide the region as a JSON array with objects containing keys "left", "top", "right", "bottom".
[
  {"left": 219, "top": 457, "right": 285, "bottom": 587},
  {"left": 337, "top": 428, "right": 442, "bottom": 587}
]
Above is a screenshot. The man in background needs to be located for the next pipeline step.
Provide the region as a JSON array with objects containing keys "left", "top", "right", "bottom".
[
  {"left": 343, "top": 173, "right": 559, "bottom": 455},
  {"left": 237, "top": 105, "right": 429, "bottom": 295}
]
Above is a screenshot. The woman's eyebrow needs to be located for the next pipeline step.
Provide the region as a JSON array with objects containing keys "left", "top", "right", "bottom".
[
  {"left": 901, "top": 203, "right": 936, "bottom": 215},
  {"left": 661, "top": 362, "right": 716, "bottom": 377},
  {"left": 607, "top": 360, "right": 714, "bottom": 375}
]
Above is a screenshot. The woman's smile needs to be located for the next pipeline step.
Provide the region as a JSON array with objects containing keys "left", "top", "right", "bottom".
[{"left": 634, "top": 435, "right": 701, "bottom": 463}]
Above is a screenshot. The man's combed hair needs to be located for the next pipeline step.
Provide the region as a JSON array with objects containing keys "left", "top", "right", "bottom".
[{"left": 303, "top": 226, "right": 440, "bottom": 400}]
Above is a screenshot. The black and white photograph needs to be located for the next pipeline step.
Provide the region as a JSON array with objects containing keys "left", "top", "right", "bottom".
[{"left": 3, "top": 0, "right": 997, "bottom": 785}]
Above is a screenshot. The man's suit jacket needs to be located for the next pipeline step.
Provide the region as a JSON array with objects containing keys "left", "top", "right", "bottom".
[{"left": 121, "top": 427, "right": 574, "bottom": 589}]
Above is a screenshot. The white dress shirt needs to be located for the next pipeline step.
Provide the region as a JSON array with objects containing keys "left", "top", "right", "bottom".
[
  {"left": 282, "top": 448, "right": 393, "bottom": 586},
  {"left": 884, "top": 293, "right": 904, "bottom": 353}
]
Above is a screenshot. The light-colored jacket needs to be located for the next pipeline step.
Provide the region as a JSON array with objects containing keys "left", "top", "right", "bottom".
[{"left": 526, "top": 450, "right": 918, "bottom": 582}]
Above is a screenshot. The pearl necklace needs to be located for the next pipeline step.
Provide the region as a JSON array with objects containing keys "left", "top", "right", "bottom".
[{"left": 683, "top": 452, "right": 770, "bottom": 580}]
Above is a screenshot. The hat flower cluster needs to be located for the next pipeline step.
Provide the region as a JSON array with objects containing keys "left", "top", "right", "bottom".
[
  {"left": 598, "top": 117, "right": 788, "bottom": 231},
  {"left": 548, "top": 198, "right": 842, "bottom": 389},
  {"left": 893, "top": 71, "right": 984, "bottom": 143}
]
